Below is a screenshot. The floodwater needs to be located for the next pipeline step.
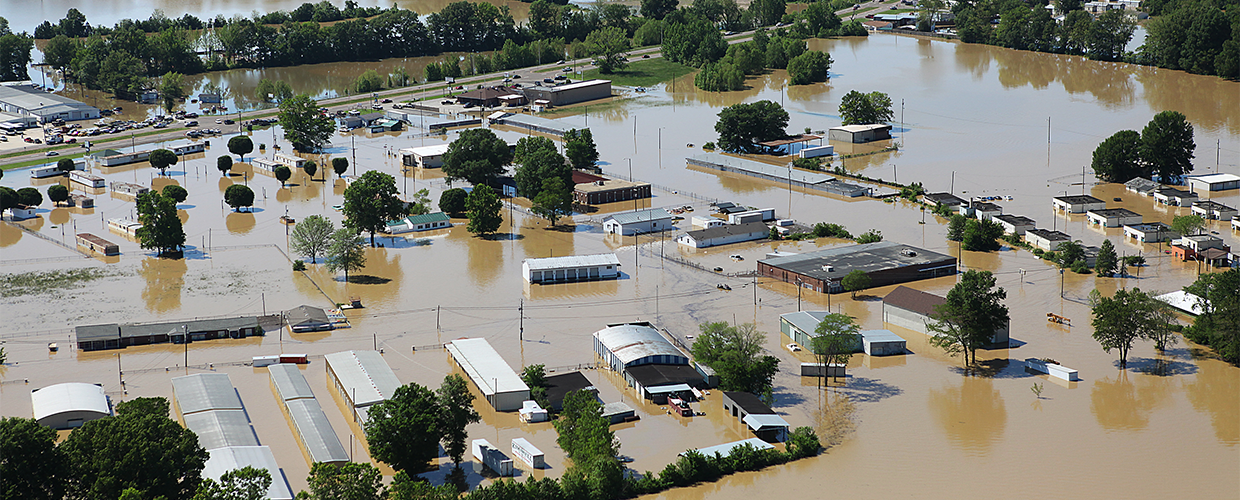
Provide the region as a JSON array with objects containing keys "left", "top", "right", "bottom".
[{"left": 3, "top": 33, "right": 1239, "bottom": 497}]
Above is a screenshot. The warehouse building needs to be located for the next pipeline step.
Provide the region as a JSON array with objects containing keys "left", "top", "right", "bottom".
[
  {"left": 268, "top": 364, "right": 349, "bottom": 466},
  {"left": 183, "top": 410, "right": 260, "bottom": 449},
  {"left": 523, "top": 253, "right": 621, "bottom": 284},
  {"left": 1024, "top": 229, "right": 1072, "bottom": 251},
  {"left": 30, "top": 382, "right": 111, "bottom": 429},
  {"left": 1086, "top": 208, "right": 1143, "bottom": 227},
  {"left": 594, "top": 323, "right": 689, "bottom": 373},
  {"left": 543, "top": 372, "right": 597, "bottom": 411},
  {"left": 1186, "top": 173, "right": 1240, "bottom": 192},
  {"left": 573, "top": 171, "right": 651, "bottom": 205},
  {"left": 603, "top": 208, "right": 672, "bottom": 235},
  {"left": 881, "top": 285, "right": 1009, "bottom": 345},
  {"left": 172, "top": 373, "right": 244, "bottom": 417},
  {"left": 993, "top": 215, "right": 1036, "bottom": 235},
  {"left": 720, "top": 391, "right": 789, "bottom": 442},
  {"left": 324, "top": 350, "right": 402, "bottom": 423},
  {"left": 521, "top": 79, "right": 612, "bottom": 106},
  {"left": 1154, "top": 188, "right": 1198, "bottom": 206},
  {"left": 827, "top": 124, "right": 892, "bottom": 143},
  {"left": 677, "top": 222, "right": 770, "bottom": 248},
  {"left": 1052, "top": 195, "right": 1106, "bottom": 214},
  {"left": 202, "top": 446, "right": 295, "bottom": 500},
  {"left": 1191, "top": 200, "right": 1237, "bottom": 221},
  {"left": 447, "top": 338, "right": 530, "bottom": 411},
  {"left": 757, "top": 242, "right": 956, "bottom": 294},
  {"left": 0, "top": 84, "right": 100, "bottom": 122},
  {"left": 779, "top": 311, "right": 906, "bottom": 355}
]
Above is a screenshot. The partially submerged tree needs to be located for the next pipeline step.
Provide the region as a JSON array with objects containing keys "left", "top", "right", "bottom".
[
  {"left": 162, "top": 184, "right": 188, "bottom": 204},
  {"left": 927, "top": 270, "right": 1009, "bottom": 368},
  {"left": 216, "top": 155, "right": 233, "bottom": 176},
  {"left": 364, "top": 383, "right": 439, "bottom": 473},
  {"left": 838, "top": 90, "right": 894, "bottom": 125},
  {"left": 1171, "top": 214, "right": 1205, "bottom": 237},
  {"left": 158, "top": 71, "right": 185, "bottom": 115},
  {"left": 1090, "top": 288, "right": 1176, "bottom": 367},
  {"left": 290, "top": 214, "right": 334, "bottom": 264},
  {"left": 1140, "top": 110, "right": 1195, "bottom": 183},
  {"left": 841, "top": 269, "right": 871, "bottom": 298},
  {"left": 303, "top": 160, "right": 318, "bottom": 181},
  {"left": 436, "top": 375, "right": 481, "bottom": 471},
  {"left": 442, "top": 128, "right": 512, "bottom": 186},
  {"left": 228, "top": 135, "right": 253, "bottom": 162},
  {"left": 223, "top": 184, "right": 255, "bottom": 212},
  {"left": 465, "top": 185, "right": 503, "bottom": 236},
  {"left": 279, "top": 94, "right": 334, "bottom": 152},
  {"left": 332, "top": 157, "right": 349, "bottom": 178},
  {"left": 1091, "top": 130, "right": 1144, "bottom": 183},
  {"left": 47, "top": 184, "right": 69, "bottom": 206},
  {"left": 149, "top": 148, "right": 177, "bottom": 176},
  {"left": 715, "top": 100, "right": 789, "bottom": 153},
  {"left": 438, "top": 188, "right": 468, "bottom": 216},
  {"left": 811, "top": 313, "right": 860, "bottom": 383},
  {"left": 531, "top": 177, "right": 574, "bottom": 226},
  {"left": 691, "top": 321, "right": 780, "bottom": 401},
  {"left": 564, "top": 128, "right": 599, "bottom": 170},
  {"left": 1095, "top": 239, "right": 1118, "bottom": 277},
  {"left": 342, "top": 170, "right": 405, "bottom": 247},
  {"left": 135, "top": 191, "right": 185, "bottom": 256},
  {"left": 325, "top": 229, "right": 367, "bottom": 281},
  {"left": 521, "top": 364, "right": 550, "bottom": 408},
  {"left": 274, "top": 165, "right": 292, "bottom": 187}
]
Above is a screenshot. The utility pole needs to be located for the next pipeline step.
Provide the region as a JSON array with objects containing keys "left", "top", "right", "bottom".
[
  {"left": 519, "top": 299, "right": 524, "bottom": 341},
  {"left": 950, "top": 171, "right": 955, "bottom": 194},
  {"left": 351, "top": 134, "right": 356, "bottom": 176}
]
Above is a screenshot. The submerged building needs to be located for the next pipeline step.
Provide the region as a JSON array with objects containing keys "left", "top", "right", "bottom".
[{"left": 757, "top": 242, "right": 956, "bottom": 293}]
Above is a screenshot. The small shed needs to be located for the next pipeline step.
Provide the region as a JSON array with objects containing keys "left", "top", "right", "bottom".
[
  {"left": 691, "top": 216, "right": 725, "bottom": 229},
  {"left": 1086, "top": 208, "right": 1143, "bottom": 228},
  {"left": 721, "top": 391, "right": 788, "bottom": 442},
  {"left": 30, "top": 382, "right": 110, "bottom": 429},
  {"left": 828, "top": 124, "right": 892, "bottom": 143},
  {"left": 1052, "top": 195, "right": 1106, "bottom": 214},
  {"left": 285, "top": 305, "right": 332, "bottom": 333},
  {"left": 993, "top": 215, "right": 1035, "bottom": 236}
]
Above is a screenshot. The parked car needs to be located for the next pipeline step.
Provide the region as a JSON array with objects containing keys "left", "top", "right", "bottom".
[
  {"left": 185, "top": 120, "right": 198, "bottom": 127},
  {"left": 46, "top": 151, "right": 59, "bottom": 156}
]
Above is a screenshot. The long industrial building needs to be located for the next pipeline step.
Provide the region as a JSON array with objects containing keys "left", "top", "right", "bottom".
[
  {"left": 172, "top": 373, "right": 244, "bottom": 417},
  {"left": 522, "top": 253, "right": 621, "bottom": 284},
  {"left": 593, "top": 323, "right": 710, "bottom": 402},
  {"left": 268, "top": 364, "right": 348, "bottom": 466},
  {"left": 324, "top": 350, "right": 402, "bottom": 423},
  {"left": 202, "top": 446, "right": 295, "bottom": 500},
  {"left": 0, "top": 84, "right": 100, "bottom": 122},
  {"left": 757, "top": 242, "right": 956, "bottom": 293},
  {"left": 881, "top": 285, "right": 1009, "bottom": 345},
  {"left": 446, "top": 338, "right": 530, "bottom": 411}
]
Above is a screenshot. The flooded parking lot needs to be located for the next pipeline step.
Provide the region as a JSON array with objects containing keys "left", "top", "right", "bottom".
[{"left": 3, "top": 32, "right": 1238, "bottom": 498}]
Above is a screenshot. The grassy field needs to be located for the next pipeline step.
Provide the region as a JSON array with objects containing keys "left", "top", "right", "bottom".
[{"left": 580, "top": 58, "right": 696, "bottom": 87}]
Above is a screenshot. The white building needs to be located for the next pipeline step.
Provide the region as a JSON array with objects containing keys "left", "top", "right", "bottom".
[
  {"left": 4, "top": 205, "right": 36, "bottom": 220},
  {"left": 399, "top": 144, "right": 451, "bottom": 169},
  {"left": 1154, "top": 188, "right": 1198, "bottom": 206},
  {"left": 522, "top": 253, "right": 620, "bottom": 284},
  {"left": 1123, "top": 222, "right": 1178, "bottom": 243},
  {"left": 30, "top": 382, "right": 110, "bottom": 429},
  {"left": 1125, "top": 177, "right": 1160, "bottom": 196},
  {"left": 202, "top": 446, "right": 295, "bottom": 500},
  {"left": 1191, "top": 200, "right": 1237, "bottom": 221},
  {"left": 446, "top": 338, "right": 530, "bottom": 411},
  {"left": 472, "top": 439, "right": 515, "bottom": 476},
  {"left": 252, "top": 158, "right": 279, "bottom": 173},
  {"left": 727, "top": 208, "right": 775, "bottom": 224},
  {"left": 324, "top": 350, "right": 401, "bottom": 423},
  {"left": 384, "top": 212, "right": 451, "bottom": 234},
  {"left": 677, "top": 221, "right": 769, "bottom": 248},
  {"left": 1086, "top": 208, "right": 1143, "bottom": 227},
  {"left": 603, "top": 208, "right": 672, "bottom": 235},
  {"left": 1186, "top": 173, "right": 1240, "bottom": 192},
  {"left": 960, "top": 201, "right": 1003, "bottom": 220},
  {"left": 993, "top": 214, "right": 1035, "bottom": 235},
  {"left": 0, "top": 84, "right": 100, "bottom": 122},
  {"left": 69, "top": 170, "right": 105, "bottom": 188},
  {"left": 1024, "top": 228, "right": 1072, "bottom": 251},
  {"left": 274, "top": 152, "right": 305, "bottom": 169},
  {"left": 691, "top": 216, "right": 725, "bottom": 229},
  {"left": 1052, "top": 195, "right": 1106, "bottom": 214},
  {"left": 108, "top": 218, "right": 142, "bottom": 237},
  {"left": 511, "top": 438, "right": 545, "bottom": 469}
]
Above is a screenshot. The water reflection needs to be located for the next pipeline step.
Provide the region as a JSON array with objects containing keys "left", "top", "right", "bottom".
[
  {"left": 1183, "top": 358, "right": 1239, "bottom": 445},
  {"left": 49, "top": 208, "right": 71, "bottom": 226},
  {"left": 226, "top": 212, "right": 257, "bottom": 235},
  {"left": 1089, "top": 370, "right": 1171, "bottom": 431},
  {"left": 0, "top": 223, "right": 22, "bottom": 247},
  {"left": 140, "top": 255, "right": 187, "bottom": 313},
  {"left": 928, "top": 376, "right": 1007, "bottom": 455}
]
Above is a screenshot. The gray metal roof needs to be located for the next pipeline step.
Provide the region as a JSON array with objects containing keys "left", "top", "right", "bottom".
[
  {"left": 593, "top": 323, "right": 687, "bottom": 366},
  {"left": 605, "top": 208, "right": 672, "bottom": 225},
  {"left": 601, "top": 401, "right": 635, "bottom": 418},
  {"left": 120, "top": 316, "right": 258, "bottom": 339},
  {"left": 446, "top": 338, "right": 530, "bottom": 396},
  {"left": 689, "top": 152, "right": 837, "bottom": 185},
  {"left": 1087, "top": 208, "right": 1141, "bottom": 218},
  {"left": 0, "top": 84, "right": 98, "bottom": 115},
  {"left": 202, "top": 446, "right": 294, "bottom": 500},
  {"left": 743, "top": 413, "right": 790, "bottom": 430},
  {"left": 183, "top": 410, "right": 259, "bottom": 449},
  {"left": 684, "top": 221, "right": 769, "bottom": 241},
  {"left": 523, "top": 253, "right": 620, "bottom": 271},
  {"left": 994, "top": 214, "right": 1035, "bottom": 226},
  {"left": 758, "top": 242, "right": 955, "bottom": 282},
  {"left": 780, "top": 311, "right": 830, "bottom": 335},
  {"left": 31, "top": 383, "right": 110, "bottom": 421},
  {"left": 860, "top": 329, "right": 906, "bottom": 343},
  {"left": 285, "top": 398, "right": 349, "bottom": 464},
  {"left": 1125, "top": 177, "right": 1160, "bottom": 192},
  {"left": 324, "top": 351, "right": 401, "bottom": 407},
  {"left": 1053, "top": 195, "right": 1105, "bottom": 205},
  {"left": 1025, "top": 229, "right": 1071, "bottom": 241},
  {"left": 75, "top": 324, "right": 120, "bottom": 342},
  {"left": 285, "top": 305, "right": 329, "bottom": 326},
  {"left": 491, "top": 113, "right": 572, "bottom": 135},
  {"left": 923, "top": 192, "right": 965, "bottom": 205},
  {"left": 172, "top": 373, "right": 243, "bottom": 416},
  {"left": 268, "top": 364, "right": 315, "bottom": 401}
]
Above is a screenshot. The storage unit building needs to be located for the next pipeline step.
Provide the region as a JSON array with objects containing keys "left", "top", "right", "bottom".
[
  {"left": 446, "top": 338, "right": 531, "bottom": 411},
  {"left": 268, "top": 363, "right": 316, "bottom": 402},
  {"left": 172, "top": 373, "right": 244, "bottom": 417},
  {"left": 603, "top": 208, "right": 672, "bottom": 235},
  {"left": 1191, "top": 200, "right": 1237, "bottom": 221},
  {"left": 1154, "top": 188, "right": 1198, "bottom": 206},
  {"left": 683, "top": 438, "right": 774, "bottom": 458},
  {"left": 202, "top": 446, "right": 295, "bottom": 500},
  {"left": 677, "top": 222, "right": 769, "bottom": 248},
  {"left": 1186, "top": 173, "right": 1240, "bottom": 192},
  {"left": 1052, "top": 195, "right": 1106, "bottom": 213},
  {"left": 1123, "top": 222, "right": 1178, "bottom": 243},
  {"left": 573, "top": 177, "right": 651, "bottom": 205},
  {"left": 324, "top": 350, "right": 402, "bottom": 422},
  {"left": 993, "top": 215, "right": 1036, "bottom": 235},
  {"left": 1024, "top": 228, "right": 1072, "bottom": 251},
  {"left": 30, "top": 382, "right": 110, "bottom": 429},
  {"left": 284, "top": 399, "right": 350, "bottom": 466},
  {"left": 1086, "top": 208, "right": 1143, "bottom": 227},
  {"left": 399, "top": 144, "right": 450, "bottom": 168},
  {"left": 882, "top": 285, "right": 1009, "bottom": 345},
  {"left": 182, "top": 410, "right": 259, "bottom": 449},
  {"left": 523, "top": 253, "right": 621, "bottom": 284},
  {"left": 757, "top": 242, "right": 957, "bottom": 294},
  {"left": 511, "top": 438, "right": 545, "bottom": 469},
  {"left": 922, "top": 192, "right": 966, "bottom": 208},
  {"left": 827, "top": 124, "right": 892, "bottom": 143},
  {"left": 721, "top": 391, "right": 789, "bottom": 442},
  {"left": 76, "top": 233, "right": 119, "bottom": 255},
  {"left": 860, "top": 329, "right": 907, "bottom": 356}
]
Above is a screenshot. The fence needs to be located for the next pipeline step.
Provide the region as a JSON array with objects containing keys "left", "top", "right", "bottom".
[
  {"left": 601, "top": 169, "right": 720, "bottom": 204},
  {"left": 2, "top": 220, "right": 92, "bottom": 258}
]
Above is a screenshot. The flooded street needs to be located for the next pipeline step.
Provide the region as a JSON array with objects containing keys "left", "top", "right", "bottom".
[{"left": 3, "top": 32, "right": 1238, "bottom": 498}]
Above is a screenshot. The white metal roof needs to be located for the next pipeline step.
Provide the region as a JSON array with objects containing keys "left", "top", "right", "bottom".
[
  {"left": 600, "top": 401, "right": 635, "bottom": 417},
  {"left": 743, "top": 413, "right": 790, "bottom": 431},
  {"left": 604, "top": 208, "right": 672, "bottom": 225},
  {"left": 268, "top": 364, "right": 315, "bottom": 401},
  {"left": 324, "top": 351, "right": 402, "bottom": 407},
  {"left": 399, "top": 143, "right": 451, "bottom": 157},
  {"left": 285, "top": 398, "right": 349, "bottom": 464},
  {"left": 780, "top": 311, "right": 830, "bottom": 335},
  {"left": 860, "top": 329, "right": 906, "bottom": 343},
  {"left": 688, "top": 152, "right": 838, "bottom": 186},
  {"left": 523, "top": 253, "right": 620, "bottom": 271},
  {"left": 593, "top": 324, "right": 686, "bottom": 366},
  {"left": 30, "top": 382, "right": 109, "bottom": 421},
  {"left": 685, "top": 438, "right": 774, "bottom": 457},
  {"left": 830, "top": 124, "right": 892, "bottom": 133},
  {"left": 446, "top": 338, "right": 530, "bottom": 396},
  {"left": 1188, "top": 173, "right": 1240, "bottom": 184},
  {"left": 172, "top": 373, "right": 243, "bottom": 416},
  {"left": 183, "top": 410, "right": 259, "bottom": 449},
  {"left": 1155, "top": 290, "right": 1205, "bottom": 316},
  {"left": 547, "top": 79, "right": 610, "bottom": 92},
  {"left": 202, "top": 446, "right": 294, "bottom": 500}
]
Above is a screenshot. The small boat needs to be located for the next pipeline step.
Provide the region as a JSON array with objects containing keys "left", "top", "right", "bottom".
[
  {"left": 280, "top": 215, "right": 296, "bottom": 224},
  {"left": 48, "top": 343, "right": 58, "bottom": 352}
]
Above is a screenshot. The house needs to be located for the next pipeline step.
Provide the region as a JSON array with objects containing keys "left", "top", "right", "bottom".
[
  {"left": 603, "top": 208, "right": 672, "bottom": 235},
  {"left": 384, "top": 212, "right": 451, "bottom": 234},
  {"left": 1052, "top": 195, "right": 1106, "bottom": 213},
  {"left": 30, "top": 382, "right": 110, "bottom": 429},
  {"left": 1191, "top": 200, "right": 1237, "bottom": 221},
  {"left": 960, "top": 201, "right": 1002, "bottom": 220},
  {"left": 521, "top": 79, "right": 612, "bottom": 106},
  {"left": 1186, "top": 173, "right": 1240, "bottom": 192},
  {"left": 4, "top": 205, "right": 36, "bottom": 220},
  {"left": 727, "top": 208, "right": 775, "bottom": 224},
  {"left": 1171, "top": 235, "right": 1228, "bottom": 261},
  {"left": 757, "top": 242, "right": 957, "bottom": 294},
  {"left": 828, "top": 124, "right": 892, "bottom": 143},
  {"left": 1154, "top": 188, "right": 1198, "bottom": 206},
  {"left": 358, "top": 112, "right": 384, "bottom": 127},
  {"left": 1125, "top": 177, "right": 1160, "bottom": 196},
  {"left": 677, "top": 222, "right": 769, "bottom": 248},
  {"left": 1024, "top": 228, "right": 1072, "bottom": 251},
  {"left": 1086, "top": 208, "right": 1142, "bottom": 227},
  {"left": 994, "top": 215, "right": 1036, "bottom": 235},
  {"left": 882, "top": 285, "right": 1009, "bottom": 344},
  {"left": 720, "top": 391, "right": 789, "bottom": 443},
  {"left": 76, "top": 233, "right": 119, "bottom": 255},
  {"left": 399, "top": 144, "right": 450, "bottom": 168},
  {"left": 447, "top": 338, "right": 530, "bottom": 411},
  {"left": 1123, "top": 222, "right": 1178, "bottom": 243},
  {"left": 285, "top": 305, "right": 333, "bottom": 333},
  {"left": 522, "top": 253, "right": 621, "bottom": 284},
  {"left": 921, "top": 192, "right": 966, "bottom": 208}
]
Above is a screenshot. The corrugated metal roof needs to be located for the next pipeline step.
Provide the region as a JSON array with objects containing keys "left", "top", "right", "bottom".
[
  {"left": 860, "top": 329, "right": 905, "bottom": 343},
  {"left": 758, "top": 242, "right": 955, "bottom": 282},
  {"left": 0, "top": 85, "right": 98, "bottom": 115},
  {"left": 604, "top": 208, "right": 672, "bottom": 226},
  {"left": 600, "top": 401, "right": 635, "bottom": 417},
  {"left": 202, "top": 446, "right": 294, "bottom": 500},
  {"left": 324, "top": 351, "right": 401, "bottom": 407},
  {"left": 404, "top": 212, "right": 450, "bottom": 225},
  {"left": 446, "top": 338, "right": 530, "bottom": 396},
  {"left": 743, "top": 413, "right": 790, "bottom": 430},
  {"left": 686, "top": 438, "right": 774, "bottom": 457},
  {"left": 882, "top": 286, "right": 945, "bottom": 317},
  {"left": 172, "top": 373, "right": 243, "bottom": 416},
  {"left": 524, "top": 253, "right": 620, "bottom": 271},
  {"left": 780, "top": 311, "right": 829, "bottom": 335},
  {"left": 285, "top": 399, "right": 349, "bottom": 464},
  {"left": 183, "top": 410, "right": 259, "bottom": 449},
  {"left": 268, "top": 364, "right": 315, "bottom": 401},
  {"left": 400, "top": 143, "right": 450, "bottom": 156},
  {"left": 75, "top": 324, "right": 120, "bottom": 342},
  {"left": 31, "top": 382, "right": 110, "bottom": 421},
  {"left": 593, "top": 324, "right": 686, "bottom": 366},
  {"left": 684, "top": 221, "right": 769, "bottom": 241}
]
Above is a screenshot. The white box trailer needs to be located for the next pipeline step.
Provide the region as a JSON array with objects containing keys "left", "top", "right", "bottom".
[
  {"left": 511, "top": 438, "right": 545, "bottom": 469},
  {"left": 799, "top": 144, "right": 834, "bottom": 159},
  {"left": 472, "top": 439, "right": 514, "bottom": 476},
  {"left": 727, "top": 208, "right": 775, "bottom": 224}
]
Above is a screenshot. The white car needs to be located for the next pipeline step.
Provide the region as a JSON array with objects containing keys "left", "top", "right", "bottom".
[{"left": 787, "top": 343, "right": 801, "bottom": 352}]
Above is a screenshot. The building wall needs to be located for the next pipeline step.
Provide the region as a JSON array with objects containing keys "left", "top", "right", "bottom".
[
  {"left": 604, "top": 218, "right": 667, "bottom": 235},
  {"left": 524, "top": 263, "right": 619, "bottom": 283},
  {"left": 679, "top": 229, "right": 767, "bottom": 248},
  {"left": 882, "top": 305, "right": 932, "bottom": 334},
  {"left": 574, "top": 184, "right": 650, "bottom": 205}
]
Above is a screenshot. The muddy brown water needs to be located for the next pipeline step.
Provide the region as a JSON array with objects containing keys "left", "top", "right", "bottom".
[{"left": 3, "top": 33, "right": 1239, "bottom": 497}]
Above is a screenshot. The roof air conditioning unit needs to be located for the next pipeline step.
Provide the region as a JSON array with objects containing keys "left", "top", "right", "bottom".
[{"left": 821, "top": 265, "right": 835, "bottom": 272}]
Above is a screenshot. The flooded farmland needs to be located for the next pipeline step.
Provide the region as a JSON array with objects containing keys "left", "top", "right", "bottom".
[{"left": 3, "top": 32, "right": 1239, "bottom": 498}]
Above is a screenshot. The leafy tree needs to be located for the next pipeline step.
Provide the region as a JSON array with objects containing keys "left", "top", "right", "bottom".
[
  {"left": 641, "top": 0, "right": 679, "bottom": 20},
  {"left": 1171, "top": 214, "right": 1205, "bottom": 236},
  {"left": 838, "top": 90, "right": 894, "bottom": 125},
  {"left": 1055, "top": 240, "right": 1085, "bottom": 268},
  {"left": 787, "top": 50, "right": 831, "bottom": 85},
  {"left": 162, "top": 184, "right": 188, "bottom": 203},
  {"left": 927, "top": 270, "right": 1009, "bottom": 368},
  {"left": 16, "top": 187, "right": 41, "bottom": 207},
  {"left": 354, "top": 69, "right": 384, "bottom": 93},
  {"left": 224, "top": 184, "right": 255, "bottom": 212},
  {"left": 323, "top": 228, "right": 365, "bottom": 280},
  {"left": 554, "top": 389, "right": 619, "bottom": 462},
  {"left": 1089, "top": 288, "right": 1173, "bottom": 367},
  {"left": 57, "top": 157, "right": 75, "bottom": 172},
  {"left": 662, "top": 19, "right": 727, "bottom": 67},
  {"left": 946, "top": 214, "right": 967, "bottom": 242},
  {"left": 564, "top": 128, "right": 600, "bottom": 170},
  {"left": 158, "top": 71, "right": 185, "bottom": 115},
  {"left": 342, "top": 170, "right": 405, "bottom": 247},
  {"left": 437, "top": 375, "right": 481, "bottom": 470},
  {"left": 694, "top": 60, "right": 745, "bottom": 91},
  {"left": 812, "top": 222, "right": 851, "bottom": 239},
  {"left": 135, "top": 191, "right": 185, "bottom": 256},
  {"left": 465, "top": 184, "right": 503, "bottom": 235},
  {"left": 0, "top": 417, "right": 67, "bottom": 500},
  {"left": 301, "top": 462, "right": 384, "bottom": 500},
  {"left": 963, "top": 219, "right": 1003, "bottom": 251},
  {"left": 228, "top": 136, "right": 253, "bottom": 162},
  {"left": 531, "top": 177, "right": 574, "bottom": 226},
  {"left": 192, "top": 466, "right": 271, "bottom": 500},
  {"left": 513, "top": 136, "right": 557, "bottom": 166},
  {"left": 405, "top": 188, "right": 432, "bottom": 216},
  {"left": 1141, "top": 110, "right": 1195, "bottom": 182},
  {"left": 216, "top": 155, "right": 233, "bottom": 176},
  {"left": 41, "top": 35, "right": 75, "bottom": 70},
  {"left": 842, "top": 269, "right": 871, "bottom": 298},
  {"left": 290, "top": 214, "right": 334, "bottom": 264},
  {"left": 750, "top": 0, "right": 787, "bottom": 26},
  {"left": 61, "top": 397, "right": 208, "bottom": 500},
  {"left": 0, "top": 187, "right": 14, "bottom": 212},
  {"left": 149, "top": 148, "right": 178, "bottom": 176},
  {"left": 332, "top": 157, "right": 349, "bottom": 178},
  {"left": 1182, "top": 268, "right": 1240, "bottom": 364},
  {"left": 520, "top": 364, "right": 550, "bottom": 408},
  {"left": 279, "top": 94, "right": 334, "bottom": 152},
  {"left": 364, "top": 383, "right": 439, "bottom": 473},
  {"left": 515, "top": 147, "right": 569, "bottom": 200},
  {"left": 1095, "top": 239, "right": 1118, "bottom": 277},
  {"left": 254, "top": 79, "right": 294, "bottom": 103},
  {"left": 388, "top": 472, "right": 458, "bottom": 500},
  {"left": 715, "top": 100, "right": 790, "bottom": 153},
  {"left": 786, "top": 426, "right": 822, "bottom": 459},
  {"left": 1091, "top": 130, "right": 1144, "bottom": 183},
  {"left": 855, "top": 229, "right": 883, "bottom": 244},
  {"left": 303, "top": 160, "right": 318, "bottom": 181},
  {"left": 438, "top": 188, "right": 468, "bottom": 216},
  {"left": 442, "top": 128, "right": 512, "bottom": 186},
  {"left": 47, "top": 184, "right": 69, "bottom": 206},
  {"left": 274, "top": 165, "right": 292, "bottom": 187},
  {"left": 691, "top": 321, "right": 780, "bottom": 400},
  {"left": 811, "top": 313, "right": 860, "bottom": 382},
  {"left": 585, "top": 27, "right": 630, "bottom": 73}
]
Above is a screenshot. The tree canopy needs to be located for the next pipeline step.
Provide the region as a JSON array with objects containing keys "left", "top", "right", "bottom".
[
  {"left": 1182, "top": 268, "right": 1240, "bottom": 364},
  {"left": 531, "top": 176, "right": 574, "bottom": 226},
  {"left": 0, "top": 417, "right": 67, "bottom": 500},
  {"left": 715, "top": 100, "right": 789, "bottom": 153},
  {"left": 192, "top": 466, "right": 270, "bottom": 500},
  {"left": 149, "top": 148, "right": 178, "bottom": 176},
  {"left": 1171, "top": 214, "right": 1205, "bottom": 237},
  {"left": 135, "top": 191, "right": 185, "bottom": 256},
  {"left": 811, "top": 313, "right": 860, "bottom": 382},
  {"left": 290, "top": 214, "right": 335, "bottom": 264},
  {"left": 1140, "top": 110, "right": 1195, "bottom": 182},
  {"left": 1090, "top": 130, "right": 1144, "bottom": 183},
  {"left": 332, "top": 157, "right": 349, "bottom": 178},
  {"left": 342, "top": 170, "right": 405, "bottom": 247},
  {"left": 585, "top": 27, "right": 630, "bottom": 73},
  {"left": 442, "top": 128, "right": 512, "bottom": 186},
  {"left": 216, "top": 155, "right": 233, "bottom": 176},
  {"left": 466, "top": 184, "right": 504, "bottom": 235},
  {"left": 47, "top": 184, "right": 69, "bottom": 205},
  {"left": 227, "top": 136, "right": 253, "bottom": 162},
  {"left": 690, "top": 321, "right": 780, "bottom": 401},
  {"left": 364, "top": 383, "right": 440, "bottom": 473},
  {"left": 514, "top": 145, "right": 569, "bottom": 201},
  {"left": 159, "top": 72, "right": 185, "bottom": 115},
  {"left": 436, "top": 375, "right": 481, "bottom": 469},
  {"left": 274, "top": 165, "right": 292, "bottom": 187},
  {"left": 842, "top": 269, "right": 871, "bottom": 298},
  {"left": 838, "top": 90, "right": 894, "bottom": 125},
  {"left": 927, "top": 270, "right": 1009, "bottom": 368},
  {"left": 162, "top": 184, "right": 188, "bottom": 203},
  {"left": 325, "top": 228, "right": 367, "bottom": 281},
  {"left": 224, "top": 184, "right": 255, "bottom": 212},
  {"left": 1090, "top": 287, "right": 1175, "bottom": 367},
  {"left": 438, "top": 188, "right": 468, "bottom": 216},
  {"left": 563, "top": 128, "right": 599, "bottom": 170},
  {"left": 279, "top": 94, "right": 334, "bottom": 152},
  {"left": 301, "top": 462, "right": 385, "bottom": 500}
]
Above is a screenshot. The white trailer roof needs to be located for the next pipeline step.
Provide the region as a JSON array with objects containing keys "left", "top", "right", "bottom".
[
  {"left": 172, "top": 373, "right": 242, "bottom": 416},
  {"left": 203, "top": 446, "right": 294, "bottom": 500},
  {"left": 285, "top": 398, "right": 349, "bottom": 464},
  {"left": 400, "top": 143, "right": 451, "bottom": 157},
  {"left": 324, "top": 351, "right": 401, "bottom": 407},
  {"left": 446, "top": 338, "right": 530, "bottom": 396},
  {"left": 268, "top": 364, "right": 315, "bottom": 401},
  {"left": 183, "top": 410, "right": 259, "bottom": 449},
  {"left": 31, "top": 382, "right": 109, "bottom": 422},
  {"left": 523, "top": 253, "right": 620, "bottom": 271}
]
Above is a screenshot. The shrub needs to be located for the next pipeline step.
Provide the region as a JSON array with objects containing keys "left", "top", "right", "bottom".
[
  {"left": 855, "top": 229, "right": 883, "bottom": 244},
  {"left": 812, "top": 222, "right": 851, "bottom": 239},
  {"left": 703, "top": 142, "right": 716, "bottom": 150},
  {"left": 293, "top": 260, "right": 307, "bottom": 271}
]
